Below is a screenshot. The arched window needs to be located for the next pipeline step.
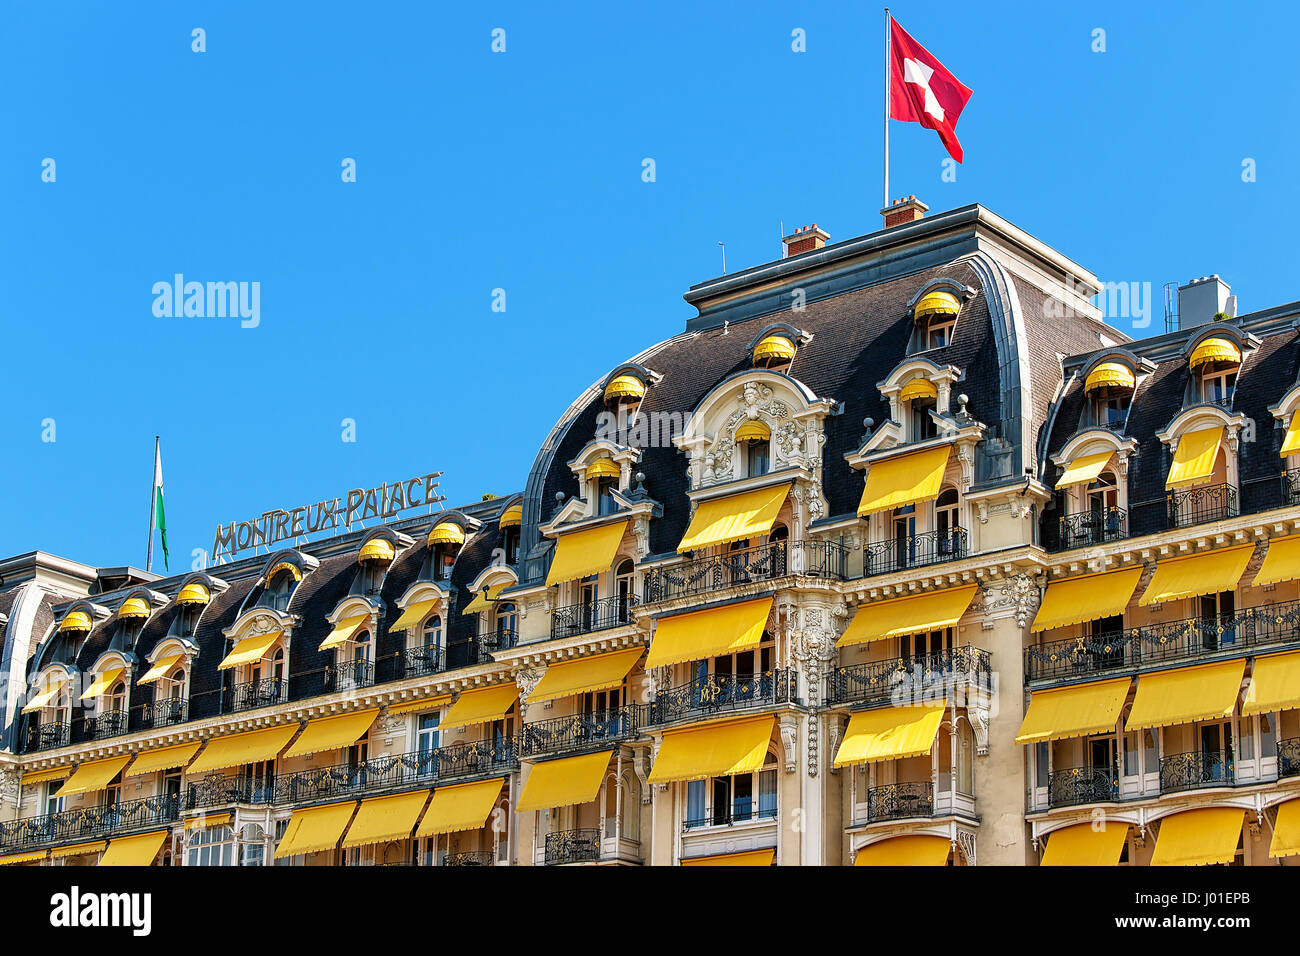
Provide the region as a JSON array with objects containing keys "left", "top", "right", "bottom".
[
  {"left": 913, "top": 291, "right": 960, "bottom": 351},
  {"left": 745, "top": 438, "right": 770, "bottom": 478},
  {"left": 266, "top": 570, "right": 297, "bottom": 612},
  {"left": 352, "top": 630, "right": 371, "bottom": 664},
  {"left": 496, "top": 602, "right": 518, "bottom": 648},
  {"left": 1199, "top": 362, "right": 1238, "bottom": 406},
  {"left": 615, "top": 559, "right": 634, "bottom": 618},
  {"left": 421, "top": 614, "right": 443, "bottom": 657},
  {"left": 105, "top": 680, "right": 127, "bottom": 715},
  {"left": 936, "top": 488, "right": 961, "bottom": 556}
]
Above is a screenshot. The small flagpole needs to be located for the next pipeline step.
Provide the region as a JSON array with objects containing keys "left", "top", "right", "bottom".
[
  {"left": 883, "top": 7, "right": 891, "bottom": 209},
  {"left": 147, "top": 436, "right": 158, "bottom": 572}
]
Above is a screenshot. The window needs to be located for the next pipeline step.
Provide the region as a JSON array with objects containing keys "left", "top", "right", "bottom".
[
  {"left": 187, "top": 825, "right": 236, "bottom": 866},
  {"left": 615, "top": 560, "right": 634, "bottom": 619},
  {"left": 899, "top": 628, "right": 953, "bottom": 660},
  {"left": 596, "top": 476, "right": 618, "bottom": 516},
  {"left": 1034, "top": 742, "right": 1049, "bottom": 789},
  {"left": 893, "top": 504, "right": 916, "bottom": 565},
  {"left": 921, "top": 314, "right": 956, "bottom": 350},
  {"left": 936, "top": 489, "right": 960, "bottom": 553},
  {"left": 744, "top": 438, "right": 771, "bottom": 478},
  {"left": 273, "top": 818, "right": 300, "bottom": 867},
  {"left": 910, "top": 398, "right": 938, "bottom": 441},
  {"left": 1092, "top": 392, "right": 1130, "bottom": 429},
  {"left": 1086, "top": 471, "right": 1119, "bottom": 516},
  {"left": 495, "top": 603, "right": 518, "bottom": 648},
  {"left": 266, "top": 570, "right": 297, "bottom": 611},
  {"left": 104, "top": 679, "right": 127, "bottom": 716},
  {"left": 243, "top": 761, "right": 275, "bottom": 802},
  {"left": 45, "top": 780, "right": 65, "bottom": 817},
  {"left": 1198, "top": 591, "right": 1236, "bottom": 650},
  {"left": 240, "top": 824, "right": 267, "bottom": 866},
  {"left": 417, "top": 713, "right": 440, "bottom": 758},
  {"left": 502, "top": 528, "right": 520, "bottom": 565},
  {"left": 1200, "top": 365, "right": 1237, "bottom": 406},
  {"left": 180, "top": 606, "right": 201, "bottom": 638},
  {"left": 420, "top": 615, "right": 443, "bottom": 666},
  {"left": 162, "top": 767, "right": 182, "bottom": 801},
  {"left": 1198, "top": 722, "right": 1233, "bottom": 784},
  {"left": 435, "top": 546, "right": 457, "bottom": 581},
  {"left": 685, "top": 751, "right": 779, "bottom": 828}
]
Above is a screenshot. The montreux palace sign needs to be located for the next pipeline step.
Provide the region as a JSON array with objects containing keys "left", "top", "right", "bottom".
[{"left": 212, "top": 472, "right": 445, "bottom": 560}]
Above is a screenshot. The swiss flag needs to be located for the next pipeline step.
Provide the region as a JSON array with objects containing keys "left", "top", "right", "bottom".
[{"left": 889, "top": 18, "right": 973, "bottom": 162}]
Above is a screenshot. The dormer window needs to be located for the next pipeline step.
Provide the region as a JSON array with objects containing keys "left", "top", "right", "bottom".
[
  {"left": 736, "top": 420, "right": 771, "bottom": 477},
  {"left": 586, "top": 458, "right": 621, "bottom": 515},
  {"left": 899, "top": 378, "right": 938, "bottom": 441},
  {"left": 913, "top": 291, "right": 961, "bottom": 351},
  {"left": 752, "top": 334, "right": 796, "bottom": 370},
  {"left": 1189, "top": 337, "right": 1241, "bottom": 408},
  {"left": 428, "top": 522, "right": 465, "bottom": 580},
  {"left": 499, "top": 505, "right": 522, "bottom": 565},
  {"left": 1083, "top": 361, "right": 1135, "bottom": 430},
  {"left": 604, "top": 374, "right": 646, "bottom": 438},
  {"left": 263, "top": 564, "right": 300, "bottom": 612},
  {"left": 1200, "top": 366, "right": 1237, "bottom": 406}
]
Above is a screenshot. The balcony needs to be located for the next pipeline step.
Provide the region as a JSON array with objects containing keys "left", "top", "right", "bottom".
[
  {"left": 642, "top": 540, "right": 846, "bottom": 604},
  {"left": 1047, "top": 766, "right": 1117, "bottom": 808},
  {"left": 1284, "top": 469, "right": 1300, "bottom": 508},
  {"left": 518, "top": 706, "right": 639, "bottom": 760},
  {"left": 0, "top": 793, "right": 181, "bottom": 854},
  {"left": 24, "top": 721, "right": 70, "bottom": 753},
  {"left": 1051, "top": 507, "right": 1128, "bottom": 552},
  {"left": 826, "top": 646, "right": 992, "bottom": 708},
  {"left": 274, "top": 750, "right": 437, "bottom": 805},
  {"left": 135, "top": 696, "right": 189, "bottom": 730},
  {"left": 399, "top": 647, "right": 442, "bottom": 679},
  {"left": 75, "top": 709, "right": 130, "bottom": 743},
  {"left": 226, "top": 677, "right": 288, "bottom": 713},
  {"left": 865, "top": 781, "right": 934, "bottom": 821},
  {"left": 324, "top": 658, "right": 375, "bottom": 693},
  {"left": 1167, "top": 482, "right": 1238, "bottom": 529},
  {"left": 550, "top": 596, "right": 637, "bottom": 641},
  {"left": 645, "top": 668, "right": 797, "bottom": 729},
  {"left": 1024, "top": 599, "right": 1300, "bottom": 685},
  {"left": 684, "top": 805, "right": 778, "bottom": 831},
  {"left": 472, "top": 626, "right": 517, "bottom": 664},
  {"left": 1160, "top": 749, "right": 1234, "bottom": 794},
  {"left": 862, "top": 528, "right": 968, "bottom": 577},
  {"left": 185, "top": 772, "right": 277, "bottom": 810},
  {"left": 1279, "top": 737, "right": 1300, "bottom": 778},
  {"left": 444, "top": 851, "right": 494, "bottom": 866},
  {"left": 544, "top": 827, "right": 601, "bottom": 865}
]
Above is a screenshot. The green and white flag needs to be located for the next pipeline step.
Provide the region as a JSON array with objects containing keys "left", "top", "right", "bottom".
[{"left": 153, "top": 443, "right": 169, "bottom": 571}]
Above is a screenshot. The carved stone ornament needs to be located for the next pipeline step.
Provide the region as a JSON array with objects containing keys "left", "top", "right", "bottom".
[
  {"left": 632, "top": 515, "right": 651, "bottom": 558},
  {"left": 514, "top": 667, "right": 542, "bottom": 716},
  {"left": 630, "top": 745, "right": 653, "bottom": 805},
  {"left": 980, "top": 573, "right": 1040, "bottom": 628},
  {"left": 955, "top": 829, "right": 977, "bottom": 866},
  {"left": 777, "top": 713, "right": 799, "bottom": 774},
  {"left": 970, "top": 704, "right": 990, "bottom": 756},
  {"left": 0, "top": 767, "right": 20, "bottom": 808},
  {"left": 247, "top": 614, "right": 280, "bottom": 636}
]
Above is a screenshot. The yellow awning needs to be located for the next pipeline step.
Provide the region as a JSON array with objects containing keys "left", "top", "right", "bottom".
[
  {"left": 99, "top": 830, "right": 169, "bottom": 867},
  {"left": 340, "top": 790, "right": 431, "bottom": 849},
  {"left": 283, "top": 709, "right": 378, "bottom": 759},
  {"left": 440, "top": 684, "right": 519, "bottom": 731},
  {"left": 318, "top": 615, "right": 369, "bottom": 651},
  {"left": 79, "top": 667, "right": 124, "bottom": 701},
  {"left": 266, "top": 561, "right": 302, "bottom": 583},
  {"left": 21, "top": 766, "right": 70, "bottom": 785},
  {"left": 386, "top": 695, "right": 452, "bottom": 718},
  {"left": 60, "top": 756, "right": 132, "bottom": 797},
  {"left": 138, "top": 653, "right": 183, "bottom": 685},
  {"left": 499, "top": 505, "right": 522, "bottom": 529},
  {"left": 1254, "top": 534, "right": 1300, "bottom": 588},
  {"left": 1015, "top": 678, "right": 1132, "bottom": 745},
  {"left": 358, "top": 538, "right": 396, "bottom": 563},
  {"left": 585, "top": 457, "right": 621, "bottom": 479},
  {"left": 0, "top": 850, "right": 48, "bottom": 865},
  {"left": 59, "top": 610, "right": 93, "bottom": 632},
  {"left": 833, "top": 705, "right": 944, "bottom": 767},
  {"left": 415, "top": 778, "right": 505, "bottom": 837},
  {"left": 837, "top": 586, "right": 976, "bottom": 648},
  {"left": 898, "top": 378, "right": 938, "bottom": 403},
  {"left": 857, "top": 445, "right": 951, "bottom": 516},
  {"left": 677, "top": 484, "right": 789, "bottom": 552},
  {"left": 1269, "top": 799, "right": 1300, "bottom": 858},
  {"left": 517, "top": 751, "right": 612, "bottom": 812},
  {"left": 1055, "top": 451, "right": 1115, "bottom": 490},
  {"left": 1084, "top": 362, "right": 1136, "bottom": 392},
  {"left": 734, "top": 419, "right": 772, "bottom": 442},
  {"left": 274, "top": 802, "right": 356, "bottom": 859},
  {"left": 914, "top": 291, "right": 960, "bottom": 318},
  {"left": 645, "top": 597, "right": 771, "bottom": 669},
  {"left": 1188, "top": 337, "right": 1241, "bottom": 370},
  {"left": 391, "top": 598, "right": 439, "bottom": 632},
  {"left": 1282, "top": 415, "right": 1300, "bottom": 457},
  {"left": 682, "top": 848, "right": 775, "bottom": 866},
  {"left": 187, "top": 724, "right": 299, "bottom": 774},
  {"left": 647, "top": 715, "right": 774, "bottom": 784},
  {"left": 117, "top": 597, "right": 151, "bottom": 619},
  {"left": 428, "top": 522, "right": 466, "bottom": 546},
  {"left": 1041, "top": 822, "right": 1128, "bottom": 866},
  {"left": 176, "top": 582, "right": 211, "bottom": 605},
  {"left": 21, "top": 675, "right": 67, "bottom": 714},
  {"left": 527, "top": 647, "right": 643, "bottom": 704},
  {"left": 604, "top": 374, "right": 646, "bottom": 402},
  {"left": 1166, "top": 426, "right": 1224, "bottom": 489},
  {"left": 855, "top": 835, "right": 951, "bottom": 866},
  {"left": 545, "top": 520, "right": 629, "bottom": 587},
  {"left": 1139, "top": 544, "right": 1253, "bottom": 605},
  {"left": 464, "top": 583, "right": 508, "bottom": 614},
  {"left": 1151, "top": 808, "right": 1244, "bottom": 866},
  {"left": 49, "top": 841, "right": 106, "bottom": 860},
  {"left": 753, "top": 334, "right": 796, "bottom": 363},
  {"left": 124, "top": 743, "right": 201, "bottom": 777},
  {"left": 1243, "top": 651, "right": 1300, "bottom": 716},
  {"left": 1032, "top": 567, "right": 1142, "bottom": 632},
  {"left": 1125, "top": 659, "right": 1245, "bottom": 732},
  {"left": 217, "top": 631, "right": 281, "bottom": 670},
  {"left": 185, "top": 813, "right": 231, "bottom": 830}
]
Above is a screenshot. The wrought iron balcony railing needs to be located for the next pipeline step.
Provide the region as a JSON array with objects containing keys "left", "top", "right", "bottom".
[
  {"left": 646, "top": 668, "right": 797, "bottom": 728},
  {"left": 473, "top": 626, "right": 517, "bottom": 663},
  {"left": 399, "top": 647, "right": 442, "bottom": 679},
  {"left": 826, "top": 646, "right": 992, "bottom": 708},
  {"left": 544, "top": 827, "right": 601, "bottom": 865},
  {"left": 1167, "top": 482, "right": 1238, "bottom": 529},
  {"left": 136, "top": 696, "right": 189, "bottom": 730},
  {"left": 550, "top": 596, "right": 637, "bottom": 641},
  {"left": 1047, "top": 766, "right": 1118, "bottom": 808},
  {"left": 75, "top": 709, "right": 130, "bottom": 743},
  {"left": 866, "top": 781, "right": 934, "bottom": 821},
  {"left": 1051, "top": 507, "right": 1128, "bottom": 552},
  {"left": 517, "top": 706, "right": 640, "bottom": 760},
  {"left": 444, "top": 851, "right": 493, "bottom": 866},
  {"left": 324, "top": 658, "right": 375, "bottom": 692},
  {"left": 1160, "top": 749, "right": 1234, "bottom": 794},
  {"left": 226, "top": 677, "right": 288, "bottom": 713},
  {"left": 1280, "top": 737, "right": 1300, "bottom": 778},
  {"left": 436, "top": 737, "right": 520, "bottom": 780},
  {"left": 642, "top": 540, "right": 846, "bottom": 604},
  {"left": 185, "top": 772, "right": 277, "bottom": 810},
  {"left": 273, "top": 750, "right": 437, "bottom": 805},
  {"left": 24, "top": 721, "right": 70, "bottom": 753},
  {"left": 683, "top": 805, "right": 778, "bottom": 831},
  {"left": 0, "top": 793, "right": 181, "bottom": 854},
  {"left": 862, "top": 528, "right": 968, "bottom": 577},
  {"left": 1284, "top": 469, "right": 1300, "bottom": 508},
  {"left": 1025, "top": 598, "right": 1300, "bottom": 684}
]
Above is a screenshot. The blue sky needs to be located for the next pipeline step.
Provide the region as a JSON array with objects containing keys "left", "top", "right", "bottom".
[{"left": 1, "top": 0, "right": 1295, "bottom": 570}]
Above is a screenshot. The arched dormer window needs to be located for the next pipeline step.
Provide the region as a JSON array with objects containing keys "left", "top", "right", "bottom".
[
  {"left": 428, "top": 522, "right": 466, "bottom": 581},
  {"left": 263, "top": 565, "right": 300, "bottom": 612},
  {"left": 604, "top": 374, "right": 646, "bottom": 437},
  {"left": 586, "top": 457, "right": 621, "bottom": 515},
  {"left": 899, "top": 378, "right": 938, "bottom": 441},
  {"left": 913, "top": 291, "right": 961, "bottom": 351},
  {"left": 499, "top": 505, "right": 522, "bottom": 565},
  {"left": 357, "top": 537, "right": 395, "bottom": 595},
  {"left": 1083, "top": 361, "right": 1135, "bottom": 430},
  {"left": 752, "top": 334, "right": 796, "bottom": 371},
  {"left": 737, "top": 420, "right": 771, "bottom": 477},
  {"left": 1189, "top": 337, "right": 1241, "bottom": 408}
]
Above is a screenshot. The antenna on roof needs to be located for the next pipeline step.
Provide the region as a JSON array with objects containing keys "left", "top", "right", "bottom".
[{"left": 717, "top": 241, "right": 726, "bottom": 274}]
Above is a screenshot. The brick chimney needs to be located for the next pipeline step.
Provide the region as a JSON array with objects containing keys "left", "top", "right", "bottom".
[
  {"left": 881, "top": 195, "right": 928, "bottom": 229},
  {"left": 781, "top": 224, "right": 830, "bottom": 258}
]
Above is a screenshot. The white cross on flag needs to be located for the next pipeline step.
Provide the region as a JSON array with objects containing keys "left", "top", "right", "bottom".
[{"left": 889, "top": 18, "right": 973, "bottom": 162}]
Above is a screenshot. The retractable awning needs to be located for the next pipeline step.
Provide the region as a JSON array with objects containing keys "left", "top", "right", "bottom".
[
  {"left": 21, "top": 676, "right": 67, "bottom": 714},
  {"left": 282, "top": 709, "right": 378, "bottom": 759},
  {"left": 415, "top": 778, "right": 505, "bottom": 837},
  {"left": 1151, "top": 808, "right": 1244, "bottom": 866},
  {"left": 0, "top": 850, "right": 48, "bottom": 866},
  {"left": 836, "top": 586, "right": 977, "bottom": 648},
  {"left": 647, "top": 715, "right": 774, "bottom": 784},
  {"left": 440, "top": 684, "right": 519, "bottom": 731},
  {"left": 60, "top": 756, "right": 132, "bottom": 797},
  {"left": 854, "top": 835, "right": 951, "bottom": 866},
  {"left": 527, "top": 648, "right": 643, "bottom": 704},
  {"left": 274, "top": 802, "right": 356, "bottom": 859},
  {"left": 646, "top": 597, "right": 771, "bottom": 669},
  {"left": 1269, "top": 800, "right": 1300, "bottom": 858},
  {"left": 137, "top": 654, "right": 183, "bottom": 685},
  {"left": 677, "top": 484, "right": 790, "bottom": 552},
  {"left": 187, "top": 724, "right": 299, "bottom": 775},
  {"left": 545, "top": 520, "right": 629, "bottom": 586},
  {"left": 218, "top": 631, "right": 281, "bottom": 670},
  {"left": 1254, "top": 534, "right": 1300, "bottom": 588},
  {"left": 1015, "top": 678, "right": 1132, "bottom": 745},
  {"left": 1040, "top": 822, "right": 1128, "bottom": 866},
  {"left": 386, "top": 696, "right": 451, "bottom": 718},
  {"left": 833, "top": 705, "right": 945, "bottom": 767},
  {"left": 517, "top": 751, "right": 612, "bottom": 813},
  {"left": 1139, "top": 545, "right": 1253, "bottom": 606},
  {"left": 1166, "top": 427, "right": 1224, "bottom": 489},
  {"left": 124, "top": 743, "right": 200, "bottom": 777},
  {"left": 391, "top": 598, "right": 439, "bottom": 632},
  {"left": 464, "top": 583, "right": 507, "bottom": 614},
  {"left": 1055, "top": 451, "right": 1115, "bottom": 490},
  {"left": 1032, "top": 568, "right": 1142, "bottom": 632},
  {"left": 1124, "top": 659, "right": 1245, "bottom": 732},
  {"left": 857, "top": 445, "right": 951, "bottom": 516},
  {"left": 49, "top": 841, "right": 106, "bottom": 860},
  {"left": 1242, "top": 651, "right": 1300, "bottom": 716},
  {"left": 1283, "top": 415, "right": 1300, "bottom": 458},
  {"left": 340, "top": 790, "right": 431, "bottom": 849},
  {"left": 79, "top": 667, "right": 124, "bottom": 701},
  {"left": 99, "top": 830, "right": 169, "bottom": 867},
  {"left": 681, "top": 848, "right": 774, "bottom": 866},
  {"left": 318, "top": 615, "right": 369, "bottom": 652}
]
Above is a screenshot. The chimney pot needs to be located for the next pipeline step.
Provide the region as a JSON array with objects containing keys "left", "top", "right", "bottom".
[
  {"left": 781, "top": 223, "right": 830, "bottom": 258},
  {"left": 881, "top": 195, "right": 929, "bottom": 229}
]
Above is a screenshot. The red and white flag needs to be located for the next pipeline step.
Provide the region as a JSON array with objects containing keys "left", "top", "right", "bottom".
[{"left": 889, "top": 18, "right": 973, "bottom": 162}]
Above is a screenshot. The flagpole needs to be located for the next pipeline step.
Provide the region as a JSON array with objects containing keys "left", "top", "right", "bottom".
[
  {"left": 147, "top": 436, "right": 158, "bottom": 572},
  {"left": 883, "top": 7, "right": 891, "bottom": 209}
]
